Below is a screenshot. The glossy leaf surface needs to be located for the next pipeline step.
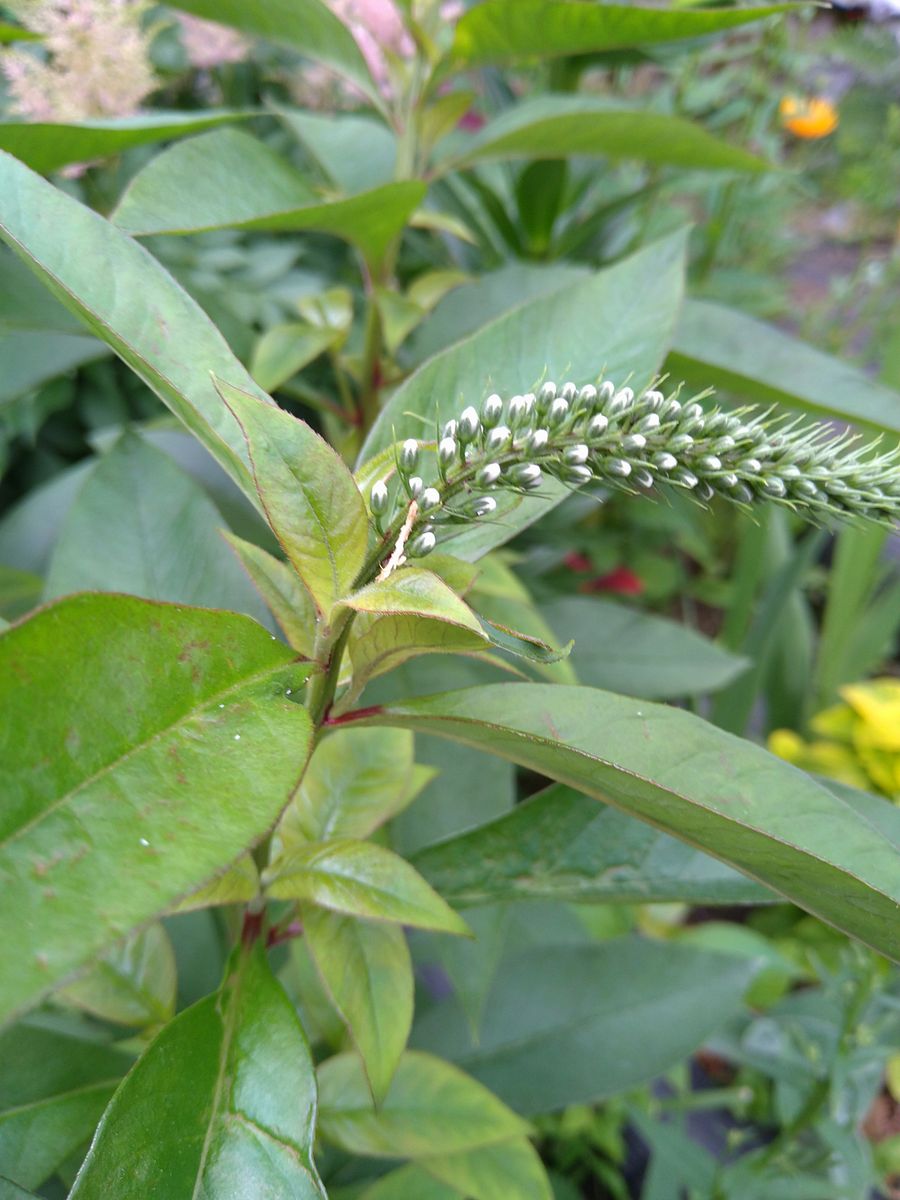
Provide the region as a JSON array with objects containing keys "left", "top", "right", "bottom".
[
  {"left": 424, "top": 1138, "right": 553, "bottom": 1200},
  {"left": 342, "top": 569, "right": 486, "bottom": 636},
  {"left": 57, "top": 924, "right": 176, "bottom": 1029}
]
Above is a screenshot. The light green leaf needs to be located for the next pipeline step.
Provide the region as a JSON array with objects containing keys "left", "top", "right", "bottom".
[
  {"left": 278, "top": 727, "right": 429, "bottom": 844},
  {"left": 669, "top": 299, "right": 900, "bottom": 437},
  {"left": 172, "top": 0, "right": 381, "bottom": 109},
  {"left": 424, "top": 1138, "right": 553, "bottom": 1200},
  {"left": 278, "top": 109, "right": 398, "bottom": 193},
  {"left": 43, "top": 433, "right": 269, "bottom": 623},
  {"left": 57, "top": 924, "right": 176, "bottom": 1029},
  {"left": 0, "top": 150, "right": 273, "bottom": 499},
  {"left": 411, "top": 938, "right": 756, "bottom": 1112},
  {"left": 0, "top": 331, "right": 106, "bottom": 406},
  {"left": 303, "top": 906, "right": 413, "bottom": 1104},
  {"left": 452, "top": 1, "right": 793, "bottom": 65},
  {"left": 266, "top": 839, "right": 469, "bottom": 936},
  {"left": 444, "top": 96, "right": 769, "bottom": 174},
  {"left": 0, "top": 111, "right": 243, "bottom": 174},
  {"left": 0, "top": 567, "right": 41, "bottom": 623},
  {"left": 352, "top": 684, "right": 900, "bottom": 960},
  {"left": 0, "top": 22, "right": 39, "bottom": 42},
  {"left": 360, "top": 230, "right": 687, "bottom": 560},
  {"left": 341, "top": 568, "right": 487, "bottom": 636},
  {"left": 168, "top": 856, "right": 259, "bottom": 914},
  {"left": 413, "top": 782, "right": 772, "bottom": 908},
  {"left": 543, "top": 596, "right": 749, "bottom": 698},
  {"left": 360, "top": 1164, "right": 461, "bottom": 1199},
  {"left": 346, "top": 612, "right": 490, "bottom": 691},
  {"left": 113, "top": 129, "right": 425, "bottom": 266},
  {"left": 0, "top": 1083, "right": 115, "bottom": 1192},
  {"left": 0, "top": 593, "right": 313, "bottom": 1025},
  {"left": 0, "top": 1181, "right": 42, "bottom": 1199},
  {"left": 250, "top": 323, "right": 337, "bottom": 394},
  {"left": 69, "top": 942, "right": 326, "bottom": 1199},
  {"left": 318, "top": 1050, "right": 528, "bottom": 1157},
  {"left": 222, "top": 532, "right": 317, "bottom": 656},
  {"left": 217, "top": 378, "right": 369, "bottom": 619}
]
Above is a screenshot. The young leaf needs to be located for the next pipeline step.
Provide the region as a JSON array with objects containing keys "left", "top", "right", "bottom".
[
  {"left": 340, "top": 569, "right": 487, "bottom": 636},
  {"left": 303, "top": 905, "right": 414, "bottom": 1104},
  {"left": 317, "top": 1050, "right": 528, "bottom": 1157},
  {"left": 265, "top": 839, "right": 470, "bottom": 936},
  {"left": 56, "top": 924, "right": 176, "bottom": 1030},
  {"left": 350, "top": 684, "right": 900, "bottom": 961},
  {"left": 346, "top": 612, "right": 489, "bottom": 694},
  {"left": 412, "top": 782, "right": 772, "bottom": 908},
  {"left": 217, "top": 379, "right": 369, "bottom": 619},
  {"left": 222, "top": 531, "right": 318, "bottom": 657},
  {"left": 250, "top": 324, "right": 337, "bottom": 395},
  {"left": 168, "top": 856, "right": 259, "bottom": 914},
  {"left": 444, "top": 96, "right": 769, "bottom": 175},
  {"left": 451, "top": 1, "right": 794, "bottom": 65},
  {"left": 411, "top": 939, "right": 756, "bottom": 1112},
  {"left": 0, "top": 151, "right": 273, "bottom": 500},
  {"left": 0, "top": 111, "right": 244, "bottom": 174},
  {"left": 113, "top": 129, "right": 425, "bottom": 267},
  {"left": 69, "top": 943, "right": 326, "bottom": 1199},
  {"left": 423, "top": 1138, "right": 553, "bottom": 1200},
  {"left": 0, "top": 594, "right": 313, "bottom": 1024}
]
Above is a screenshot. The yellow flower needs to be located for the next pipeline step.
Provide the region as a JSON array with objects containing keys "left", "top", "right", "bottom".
[
  {"left": 842, "top": 680, "right": 900, "bottom": 752},
  {"left": 779, "top": 95, "right": 839, "bottom": 140}
]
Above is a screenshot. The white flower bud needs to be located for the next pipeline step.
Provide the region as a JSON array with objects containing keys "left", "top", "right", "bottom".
[
  {"left": 607, "top": 458, "right": 632, "bottom": 478},
  {"left": 420, "top": 487, "right": 441, "bottom": 512},
  {"left": 683, "top": 403, "right": 704, "bottom": 423},
  {"left": 587, "top": 413, "right": 609, "bottom": 439},
  {"left": 698, "top": 455, "right": 722, "bottom": 473},
  {"left": 370, "top": 480, "right": 389, "bottom": 515},
  {"left": 739, "top": 458, "right": 762, "bottom": 474},
  {"left": 482, "top": 394, "right": 503, "bottom": 428},
  {"left": 633, "top": 467, "right": 654, "bottom": 488},
  {"left": 712, "top": 435, "right": 735, "bottom": 454},
  {"left": 528, "top": 428, "right": 550, "bottom": 454},
  {"left": 472, "top": 495, "right": 497, "bottom": 517},
  {"left": 538, "top": 381, "right": 557, "bottom": 410},
  {"left": 763, "top": 477, "right": 787, "bottom": 498},
  {"left": 662, "top": 397, "right": 682, "bottom": 417},
  {"left": 409, "top": 530, "right": 436, "bottom": 557},
  {"left": 614, "top": 387, "right": 634, "bottom": 407},
  {"left": 794, "top": 478, "right": 818, "bottom": 497},
  {"left": 508, "top": 462, "right": 542, "bottom": 487},
  {"left": 476, "top": 462, "right": 502, "bottom": 487},
  {"left": 654, "top": 452, "right": 677, "bottom": 471},
  {"left": 696, "top": 481, "right": 715, "bottom": 502},
  {"left": 407, "top": 475, "right": 423, "bottom": 498},
  {"left": 720, "top": 473, "right": 739, "bottom": 490},
  {"left": 438, "top": 437, "right": 457, "bottom": 468},
  {"left": 560, "top": 382, "right": 578, "bottom": 403},
  {"left": 733, "top": 483, "right": 754, "bottom": 504},
  {"left": 642, "top": 389, "right": 664, "bottom": 409},
  {"left": 676, "top": 469, "right": 698, "bottom": 489},
  {"left": 400, "top": 439, "right": 419, "bottom": 471},
  {"left": 564, "top": 465, "right": 593, "bottom": 486},
  {"left": 548, "top": 397, "right": 569, "bottom": 427},
  {"left": 486, "top": 424, "right": 511, "bottom": 452},
  {"left": 507, "top": 395, "right": 528, "bottom": 428},
  {"left": 598, "top": 380, "right": 616, "bottom": 405},
  {"left": 578, "top": 384, "right": 597, "bottom": 409},
  {"left": 637, "top": 413, "right": 661, "bottom": 432},
  {"left": 670, "top": 434, "right": 694, "bottom": 452},
  {"left": 564, "top": 444, "right": 589, "bottom": 465},
  {"left": 441, "top": 418, "right": 458, "bottom": 440},
  {"left": 458, "top": 406, "right": 481, "bottom": 442},
  {"left": 621, "top": 433, "right": 646, "bottom": 453}
]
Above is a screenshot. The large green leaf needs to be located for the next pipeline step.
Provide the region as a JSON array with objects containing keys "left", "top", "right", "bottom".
[
  {"left": 279, "top": 110, "right": 398, "bottom": 193},
  {"left": 172, "top": 0, "right": 381, "bottom": 108},
  {"left": 0, "top": 1083, "right": 114, "bottom": 1191},
  {"left": 669, "top": 299, "right": 900, "bottom": 437},
  {"left": 452, "top": 1, "right": 794, "bottom": 65},
  {"left": 413, "top": 782, "right": 771, "bottom": 907},
  {"left": 342, "top": 569, "right": 486, "bottom": 634},
  {"left": 443, "top": 96, "right": 769, "bottom": 174},
  {"left": 412, "top": 938, "right": 756, "bottom": 1113},
  {"left": 265, "top": 839, "right": 470, "bottom": 935},
  {"left": 361, "top": 230, "right": 687, "bottom": 560},
  {"left": 113, "top": 130, "right": 424, "bottom": 267},
  {"left": 317, "top": 1050, "right": 528, "bottom": 1157},
  {"left": 0, "top": 112, "right": 243, "bottom": 175},
  {"left": 70, "top": 943, "right": 325, "bottom": 1198},
  {"left": 57, "top": 924, "right": 176, "bottom": 1030},
  {"left": 0, "top": 332, "right": 106, "bottom": 406},
  {"left": 346, "top": 613, "right": 489, "bottom": 692},
  {"left": 218, "top": 379, "right": 369, "bottom": 619},
  {"left": 360, "top": 1166, "right": 461, "bottom": 1200},
  {"left": 423, "top": 1138, "right": 552, "bottom": 1200},
  {"left": 351, "top": 684, "right": 900, "bottom": 960},
  {"left": 0, "top": 151, "right": 273, "bottom": 500},
  {"left": 0, "top": 594, "right": 313, "bottom": 1025},
  {"left": 43, "top": 433, "right": 269, "bottom": 623},
  {"left": 303, "top": 906, "right": 413, "bottom": 1104},
  {"left": 543, "top": 596, "right": 748, "bottom": 698}
]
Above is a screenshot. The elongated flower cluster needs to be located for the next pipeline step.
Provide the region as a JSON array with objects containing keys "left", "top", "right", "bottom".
[{"left": 368, "top": 380, "right": 900, "bottom": 559}]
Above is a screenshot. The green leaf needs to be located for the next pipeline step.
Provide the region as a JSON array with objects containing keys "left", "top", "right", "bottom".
[
  {"left": 543, "top": 596, "right": 749, "bottom": 698},
  {"left": 278, "top": 109, "right": 398, "bottom": 193},
  {"left": 303, "top": 906, "right": 413, "bottom": 1103},
  {"left": 413, "top": 782, "right": 772, "bottom": 907},
  {"left": 113, "top": 130, "right": 425, "bottom": 267},
  {"left": 69, "top": 942, "right": 326, "bottom": 1199},
  {"left": 346, "top": 612, "right": 489, "bottom": 692},
  {"left": 424, "top": 1138, "right": 553, "bottom": 1200},
  {"left": 169, "top": 856, "right": 259, "bottom": 914},
  {"left": 250, "top": 323, "right": 337, "bottom": 394},
  {"left": 0, "top": 151, "right": 274, "bottom": 500},
  {"left": 360, "top": 1165, "right": 462, "bottom": 1199},
  {"left": 278, "top": 727, "right": 430, "bottom": 844},
  {"left": 0, "top": 567, "right": 41, "bottom": 623},
  {"left": 172, "top": 0, "right": 381, "bottom": 109},
  {"left": 0, "top": 593, "right": 313, "bottom": 1025},
  {"left": 452, "top": 1, "right": 794, "bottom": 65},
  {"left": 444, "top": 96, "right": 769, "bottom": 174},
  {"left": 341, "top": 569, "right": 486, "bottom": 636},
  {"left": 265, "top": 839, "right": 470, "bottom": 936},
  {"left": 217, "top": 379, "right": 369, "bottom": 619},
  {"left": 0, "top": 112, "right": 244, "bottom": 175},
  {"left": 57, "top": 924, "right": 176, "bottom": 1030},
  {"left": 0, "top": 23, "right": 39, "bottom": 42},
  {"left": 0, "top": 332, "right": 106, "bottom": 406},
  {"left": 0, "top": 1083, "right": 114, "bottom": 1190},
  {"left": 43, "top": 433, "right": 269, "bottom": 623},
  {"left": 412, "top": 938, "right": 756, "bottom": 1113},
  {"left": 317, "top": 1050, "right": 528, "bottom": 1157},
  {"left": 669, "top": 299, "right": 900, "bottom": 437},
  {"left": 351, "top": 684, "right": 900, "bottom": 960},
  {"left": 478, "top": 616, "right": 570, "bottom": 671},
  {"left": 0, "top": 1181, "right": 41, "bottom": 1199},
  {"left": 360, "top": 230, "right": 687, "bottom": 561},
  {"left": 222, "top": 532, "right": 317, "bottom": 656}
]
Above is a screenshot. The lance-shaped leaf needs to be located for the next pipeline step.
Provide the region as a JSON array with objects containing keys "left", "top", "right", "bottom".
[
  {"left": 113, "top": 130, "right": 425, "bottom": 268},
  {"left": 347, "top": 612, "right": 490, "bottom": 692},
  {"left": 340, "top": 569, "right": 486, "bottom": 635},
  {"left": 451, "top": 1, "right": 794, "bottom": 65},
  {"left": 303, "top": 905, "right": 414, "bottom": 1104},
  {"left": 222, "top": 532, "right": 318, "bottom": 657},
  {"left": 172, "top": 0, "right": 382, "bottom": 110},
  {"left": 669, "top": 298, "right": 900, "bottom": 438},
  {"left": 217, "top": 379, "right": 369, "bottom": 619},
  {"left": 0, "top": 331, "right": 107, "bottom": 406},
  {"left": 265, "top": 839, "right": 470, "bottom": 936},
  {"left": 69, "top": 943, "right": 325, "bottom": 1199},
  {"left": 57, "top": 924, "right": 176, "bottom": 1030},
  {"left": 0, "top": 111, "right": 244, "bottom": 175},
  {"left": 413, "top": 783, "right": 772, "bottom": 908},
  {"left": 317, "top": 1051, "right": 528, "bottom": 1157},
  {"left": 423, "top": 1138, "right": 553, "bottom": 1200},
  {"left": 0, "top": 151, "right": 273, "bottom": 500},
  {"left": 0, "top": 593, "right": 313, "bottom": 1025},
  {"left": 442, "top": 96, "right": 769, "bottom": 175},
  {"left": 349, "top": 684, "right": 900, "bottom": 960}
]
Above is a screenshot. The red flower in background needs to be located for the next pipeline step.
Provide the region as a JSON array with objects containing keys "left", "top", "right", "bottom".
[{"left": 564, "top": 554, "right": 644, "bottom": 596}]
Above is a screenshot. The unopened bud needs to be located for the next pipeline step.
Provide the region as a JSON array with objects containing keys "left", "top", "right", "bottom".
[
  {"left": 370, "top": 480, "right": 389, "bottom": 515},
  {"left": 598, "top": 380, "right": 616, "bottom": 406},
  {"left": 739, "top": 458, "right": 762, "bottom": 474},
  {"left": 733, "top": 483, "right": 754, "bottom": 504},
  {"left": 409, "top": 530, "right": 436, "bottom": 557},
  {"left": 696, "top": 481, "right": 715, "bottom": 502},
  {"left": 633, "top": 467, "right": 654, "bottom": 488},
  {"left": 560, "top": 382, "right": 577, "bottom": 403},
  {"left": 441, "top": 418, "right": 458, "bottom": 440},
  {"left": 400, "top": 439, "right": 419, "bottom": 471},
  {"left": 564, "top": 444, "right": 589, "bottom": 466},
  {"left": 407, "top": 475, "right": 423, "bottom": 498},
  {"left": 606, "top": 458, "right": 632, "bottom": 478},
  {"left": 587, "top": 413, "right": 609, "bottom": 439},
  {"left": 538, "top": 381, "right": 557, "bottom": 410},
  {"left": 482, "top": 394, "right": 503, "bottom": 428},
  {"left": 698, "top": 455, "right": 722, "bottom": 473},
  {"left": 420, "top": 487, "right": 441, "bottom": 513},
  {"left": 621, "top": 433, "right": 646, "bottom": 453},
  {"left": 637, "top": 413, "right": 660, "bottom": 432},
  {"left": 642, "top": 389, "right": 664, "bottom": 410},
  {"left": 472, "top": 495, "right": 497, "bottom": 517},
  {"left": 712, "top": 435, "right": 735, "bottom": 454},
  {"left": 438, "top": 437, "right": 457, "bottom": 469},
  {"left": 564, "top": 465, "right": 593, "bottom": 486},
  {"left": 676, "top": 469, "right": 698, "bottom": 489},
  {"left": 763, "top": 477, "right": 786, "bottom": 498},
  {"left": 458, "top": 406, "right": 481, "bottom": 442},
  {"left": 508, "top": 395, "right": 529, "bottom": 428},
  {"left": 548, "top": 397, "right": 569, "bottom": 427},
  {"left": 508, "top": 462, "right": 542, "bottom": 487},
  {"left": 476, "top": 462, "right": 502, "bottom": 488},
  {"left": 486, "top": 424, "right": 511, "bottom": 453},
  {"left": 720, "top": 473, "right": 739, "bottom": 490},
  {"left": 670, "top": 434, "right": 694, "bottom": 452},
  {"left": 528, "top": 428, "right": 550, "bottom": 454},
  {"left": 654, "top": 452, "right": 677, "bottom": 471},
  {"left": 577, "top": 384, "right": 597, "bottom": 409}
]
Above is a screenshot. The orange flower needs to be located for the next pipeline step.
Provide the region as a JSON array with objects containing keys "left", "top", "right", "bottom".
[{"left": 779, "top": 95, "right": 839, "bottom": 139}]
